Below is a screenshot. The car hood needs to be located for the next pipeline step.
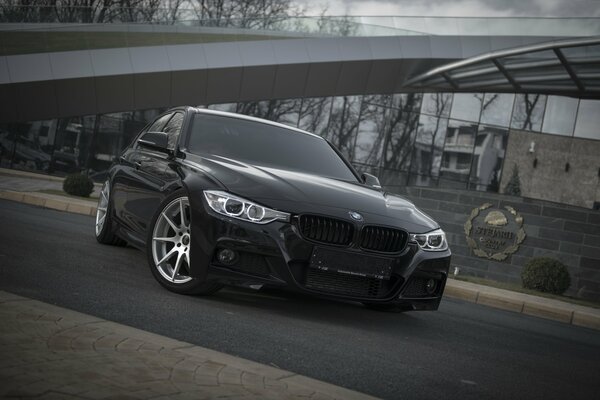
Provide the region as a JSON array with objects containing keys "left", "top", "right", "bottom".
[{"left": 185, "top": 154, "right": 438, "bottom": 233}]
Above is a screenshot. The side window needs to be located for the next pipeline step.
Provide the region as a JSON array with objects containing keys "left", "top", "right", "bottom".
[
  {"left": 147, "top": 113, "right": 173, "bottom": 133},
  {"left": 162, "top": 112, "right": 185, "bottom": 149},
  {"left": 134, "top": 113, "right": 173, "bottom": 150}
]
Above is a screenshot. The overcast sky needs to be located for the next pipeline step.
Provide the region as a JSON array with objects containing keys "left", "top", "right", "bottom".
[{"left": 294, "top": 0, "right": 600, "bottom": 17}]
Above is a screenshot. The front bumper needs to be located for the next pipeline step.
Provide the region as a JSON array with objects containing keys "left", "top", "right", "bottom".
[{"left": 189, "top": 209, "right": 451, "bottom": 311}]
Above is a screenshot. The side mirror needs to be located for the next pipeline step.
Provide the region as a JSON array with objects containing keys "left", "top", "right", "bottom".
[
  {"left": 138, "top": 131, "right": 171, "bottom": 155},
  {"left": 361, "top": 173, "right": 382, "bottom": 189}
]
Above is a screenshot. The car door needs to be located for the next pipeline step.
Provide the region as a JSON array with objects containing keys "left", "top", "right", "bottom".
[{"left": 113, "top": 112, "right": 178, "bottom": 246}]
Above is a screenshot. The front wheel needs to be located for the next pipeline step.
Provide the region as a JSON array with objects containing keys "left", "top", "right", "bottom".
[
  {"left": 95, "top": 180, "right": 126, "bottom": 246},
  {"left": 147, "top": 190, "right": 222, "bottom": 295}
]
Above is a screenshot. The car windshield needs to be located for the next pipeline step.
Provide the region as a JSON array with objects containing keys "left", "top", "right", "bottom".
[{"left": 186, "top": 113, "right": 358, "bottom": 181}]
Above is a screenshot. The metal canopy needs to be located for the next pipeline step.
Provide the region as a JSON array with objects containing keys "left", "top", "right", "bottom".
[{"left": 402, "top": 37, "right": 600, "bottom": 99}]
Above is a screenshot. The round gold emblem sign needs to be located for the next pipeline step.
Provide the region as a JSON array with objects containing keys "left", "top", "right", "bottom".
[{"left": 464, "top": 203, "right": 526, "bottom": 261}]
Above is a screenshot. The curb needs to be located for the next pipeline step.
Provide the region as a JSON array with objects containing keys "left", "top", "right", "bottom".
[
  {"left": 444, "top": 280, "right": 600, "bottom": 331},
  {"left": 0, "top": 168, "right": 103, "bottom": 187},
  {"left": 1, "top": 190, "right": 599, "bottom": 332},
  {"left": 0, "top": 190, "right": 97, "bottom": 217}
]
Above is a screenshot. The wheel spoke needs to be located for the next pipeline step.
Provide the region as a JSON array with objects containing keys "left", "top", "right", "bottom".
[
  {"left": 97, "top": 206, "right": 107, "bottom": 212},
  {"left": 157, "top": 247, "right": 177, "bottom": 266},
  {"left": 96, "top": 214, "right": 105, "bottom": 226},
  {"left": 101, "top": 190, "right": 108, "bottom": 202},
  {"left": 162, "top": 212, "right": 179, "bottom": 231},
  {"left": 172, "top": 252, "right": 184, "bottom": 281},
  {"left": 153, "top": 236, "right": 177, "bottom": 243},
  {"left": 179, "top": 199, "right": 187, "bottom": 227}
]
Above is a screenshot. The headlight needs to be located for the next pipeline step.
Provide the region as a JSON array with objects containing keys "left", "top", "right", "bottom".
[
  {"left": 203, "top": 190, "right": 290, "bottom": 224},
  {"left": 409, "top": 228, "right": 448, "bottom": 251}
]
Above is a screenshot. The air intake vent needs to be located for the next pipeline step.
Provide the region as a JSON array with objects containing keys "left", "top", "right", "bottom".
[
  {"left": 298, "top": 215, "right": 353, "bottom": 246},
  {"left": 305, "top": 268, "right": 383, "bottom": 298},
  {"left": 360, "top": 226, "right": 408, "bottom": 253}
]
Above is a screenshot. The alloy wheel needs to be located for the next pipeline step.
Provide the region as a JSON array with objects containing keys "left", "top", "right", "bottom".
[
  {"left": 95, "top": 180, "right": 109, "bottom": 236},
  {"left": 151, "top": 197, "right": 193, "bottom": 284}
]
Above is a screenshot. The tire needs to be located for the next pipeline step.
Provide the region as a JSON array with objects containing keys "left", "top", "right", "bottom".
[
  {"left": 362, "top": 302, "right": 412, "bottom": 313},
  {"left": 95, "top": 179, "right": 126, "bottom": 246},
  {"left": 146, "top": 189, "right": 223, "bottom": 295}
]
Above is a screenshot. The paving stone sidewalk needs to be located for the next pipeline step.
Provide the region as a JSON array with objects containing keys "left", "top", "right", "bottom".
[{"left": 0, "top": 291, "right": 377, "bottom": 400}]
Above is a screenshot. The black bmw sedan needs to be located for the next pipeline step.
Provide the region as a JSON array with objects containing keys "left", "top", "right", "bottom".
[{"left": 95, "top": 106, "right": 451, "bottom": 312}]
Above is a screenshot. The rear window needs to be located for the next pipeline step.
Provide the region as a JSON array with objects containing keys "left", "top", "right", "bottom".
[{"left": 186, "top": 113, "right": 357, "bottom": 181}]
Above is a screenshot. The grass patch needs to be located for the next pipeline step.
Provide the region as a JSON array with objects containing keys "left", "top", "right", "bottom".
[
  {"left": 37, "top": 189, "right": 98, "bottom": 201},
  {"left": 451, "top": 275, "right": 600, "bottom": 309}
]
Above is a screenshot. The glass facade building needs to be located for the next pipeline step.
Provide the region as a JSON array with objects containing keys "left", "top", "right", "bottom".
[{"left": 1, "top": 92, "right": 598, "bottom": 196}]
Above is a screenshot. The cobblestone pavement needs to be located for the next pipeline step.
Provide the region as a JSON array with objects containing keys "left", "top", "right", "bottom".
[{"left": 0, "top": 291, "right": 376, "bottom": 400}]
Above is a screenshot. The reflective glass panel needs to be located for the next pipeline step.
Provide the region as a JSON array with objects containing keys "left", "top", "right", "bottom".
[
  {"left": 574, "top": 99, "right": 600, "bottom": 140},
  {"left": 449, "top": 93, "right": 483, "bottom": 122},
  {"left": 420, "top": 92, "right": 453, "bottom": 117},
  {"left": 236, "top": 99, "right": 301, "bottom": 128},
  {"left": 50, "top": 116, "right": 95, "bottom": 175},
  {"left": 0, "top": 120, "right": 55, "bottom": 173},
  {"left": 88, "top": 113, "right": 147, "bottom": 181},
  {"left": 542, "top": 96, "right": 579, "bottom": 136},
  {"left": 391, "top": 93, "right": 423, "bottom": 113},
  {"left": 410, "top": 115, "right": 448, "bottom": 178},
  {"left": 511, "top": 94, "right": 547, "bottom": 131},
  {"left": 382, "top": 109, "right": 419, "bottom": 171},
  {"left": 325, "top": 96, "right": 362, "bottom": 160},
  {"left": 440, "top": 119, "right": 477, "bottom": 184},
  {"left": 354, "top": 103, "right": 387, "bottom": 166},
  {"left": 469, "top": 125, "right": 508, "bottom": 192},
  {"left": 298, "top": 97, "right": 333, "bottom": 137},
  {"left": 208, "top": 103, "right": 237, "bottom": 113},
  {"left": 480, "top": 93, "right": 514, "bottom": 127}
]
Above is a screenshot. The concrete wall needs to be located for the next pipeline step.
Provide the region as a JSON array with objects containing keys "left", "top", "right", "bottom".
[
  {"left": 394, "top": 186, "right": 600, "bottom": 300},
  {"left": 500, "top": 129, "right": 600, "bottom": 209}
]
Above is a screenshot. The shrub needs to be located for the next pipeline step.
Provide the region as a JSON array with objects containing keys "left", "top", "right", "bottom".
[
  {"left": 63, "top": 173, "right": 94, "bottom": 197},
  {"left": 521, "top": 257, "right": 571, "bottom": 295},
  {"left": 503, "top": 164, "right": 522, "bottom": 196}
]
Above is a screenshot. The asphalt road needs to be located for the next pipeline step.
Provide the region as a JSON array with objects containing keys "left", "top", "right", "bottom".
[{"left": 1, "top": 199, "right": 599, "bottom": 400}]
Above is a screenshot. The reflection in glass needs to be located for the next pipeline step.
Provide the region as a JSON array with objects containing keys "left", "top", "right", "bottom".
[
  {"left": 511, "top": 94, "right": 546, "bottom": 131},
  {"left": 325, "top": 96, "right": 362, "bottom": 160},
  {"left": 88, "top": 113, "right": 147, "bottom": 181},
  {"left": 574, "top": 99, "right": 600, "bottom": 140},
  {"left": 450, "top": 93, "right": 482, "bottom": 122},
  {"left": 469, "top": 125, "right": 508, "bottom": 192},
  {"left": 382, "top": 108, "right": 419, "bottom": 172},
  {"left": 298, "top": 97, "right": 333, "bottom": 137},
  {"left": 542, "top": 95, "right": 578, "bottom": 135},
  {"left": 480, "top": 93, "right": 514, "bottom": 127},
  {"left": 391, "top": 93, "right": 423, "bottom": 113},
  {"left": 0, "top": 120, "right": 55, "bottom": 173},
  {"left": 420, "top": 92, "right": 453, "bottom": 117},
  {"left": 236, "top": 99, "right": 301, "bottom": 128},
  {"left": 362, "top": 95, "right": 392, "bottom": 108},
  {"left": 354, "top": 103, "right": 387, "bottom": 166},
  {"left": 50, "top": 116, "right": 95, "bottom": 175},
  {"left": 410, "top": 115, "right": 448, "bottom": 185},
  {"left": 208, "top": 103, "right": 237, "bottom": 113},
  {"left": 439, "top": 119, "right": 477, "bottom": 185}
]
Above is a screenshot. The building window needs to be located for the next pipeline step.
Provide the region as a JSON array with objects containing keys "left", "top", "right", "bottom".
[
  {"left": 480, "top": 93, "right": 514, "bottom": 127},
  {"left": 511, "top": 94, "right": 546, "bottom": 132},
  {"left": 574, "top": 99, "right": 600, "bottom": 140},
  {"left": 449, "top": 93, "right": 482, "bottom": 123},
  {"left": 542, "top": 95, "right": 579, "bottom": 136}
]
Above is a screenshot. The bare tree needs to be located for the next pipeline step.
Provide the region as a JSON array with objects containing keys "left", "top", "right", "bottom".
[{"left": 188, "top": 0, "right": 304, "bottom": 29}]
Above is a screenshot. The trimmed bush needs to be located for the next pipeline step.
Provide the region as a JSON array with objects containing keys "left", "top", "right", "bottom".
[
  {"left": 521, "top": 257, "right": 571, "bottom": 295},
  {"left": 63, "top": 173, "right": 94, "bottom": 197},
  {"left": 503, "top": 164, "right": 522, "bottom": 196}
]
